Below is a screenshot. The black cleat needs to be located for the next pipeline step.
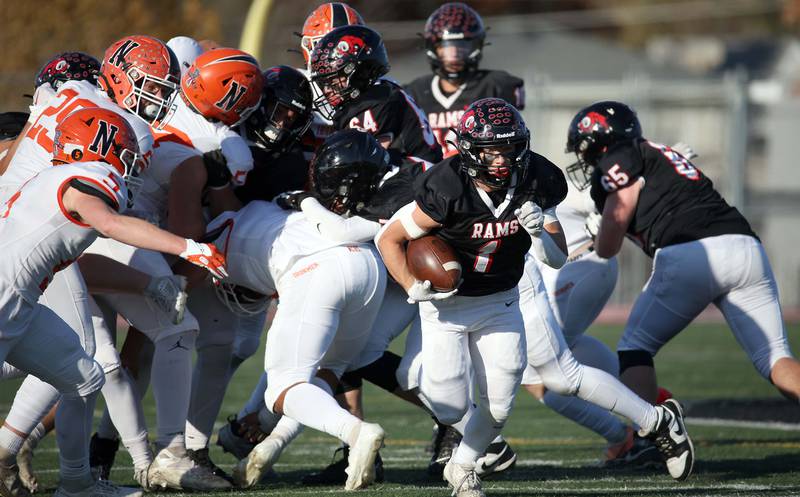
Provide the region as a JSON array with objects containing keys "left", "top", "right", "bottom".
[
  {"left": 642, "top": 399, "right": 695, "bottom": 480},
  {"left": 475, "top": 439, "right": 517, "bottom": 477},
  {"left": 89, "top": 433, "right": 120, "bottom": 481},
  {"left": 187, "top": 448, "right": 234, "bottom": 484},
  {"left": 301, "top": 446, "right": 384, "bottom": 485},
  {"left": 427, "top": 425, "right": 462, "bottom": 477}
]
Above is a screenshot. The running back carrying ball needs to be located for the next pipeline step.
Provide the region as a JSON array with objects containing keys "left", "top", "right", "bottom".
[{"left": 406, "top": 235, "right": 462, "bottom": 292}]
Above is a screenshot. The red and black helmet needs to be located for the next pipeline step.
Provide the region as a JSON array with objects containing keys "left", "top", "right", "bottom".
[
  {"left": 455, "top": 98, "right": 530, "bottom": 189},
  {"left": 423, "top": 3, "right": 486, "bottom": 81},
  {"left": 565, "top": 101, "right": 642, "bottom": 189},
  {"left": 35, "top": 52, "right": 101, "bottom": 91},
  {"left": 309, "top": 25, "right": 389, "bottom": 120}
]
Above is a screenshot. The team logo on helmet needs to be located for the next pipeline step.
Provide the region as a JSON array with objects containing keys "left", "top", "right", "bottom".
[
  {"left": 109, "top": 40, "right": 141, "bottom": 68},
  {"left": 578, "top": 112, "right": 609, "bottom": 133},
  {"left": 334, "top": 35, "right": 367, "bottom": 58}
]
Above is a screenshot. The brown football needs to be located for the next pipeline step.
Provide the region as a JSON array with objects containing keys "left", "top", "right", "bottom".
[{"left": 406, "top": 235, "right": 462, "bottom": 292}]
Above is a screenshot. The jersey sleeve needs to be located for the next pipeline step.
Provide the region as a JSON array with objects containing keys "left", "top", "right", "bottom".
[
  {"left": 595, "top": 142, "right": 644, "bottom": 194},
  {"left": 527, "top": 154, "right": 568, "bottom": 211},
  {"left": 66, "top": 166, "right": 128, "bottom": 213},
  {"left": 150, "top": 141, "right": 200, "bottom": 187},
  {"left": 495, "top": 71, "right": 526, "bottom": 110},
  {"left": 300, "top": 197, "right": 381, "bottom": 242},
  {"left": 414, "top": 166, "right": 456, "bottom": 225},
  {"left": 219, "top": 132, "right": 254, "bottom": 186}
]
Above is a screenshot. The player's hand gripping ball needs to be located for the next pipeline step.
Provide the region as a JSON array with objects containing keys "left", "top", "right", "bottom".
[{"left": 406, "top": 235, "right": 462, "bottom": 292}]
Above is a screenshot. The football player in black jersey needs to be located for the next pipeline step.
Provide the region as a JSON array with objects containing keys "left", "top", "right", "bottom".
[
  {"left": 308, "top": 25, "right": 444, "bottom": 166},
  {"left": 567, "top": 101, "right": 800, "bottom": 409},
  {"left": 405, "top": 3, "right": 524, "bottom": 158},
  {"left": 376, "top": 98, "right": 569, "bottom": 496}
]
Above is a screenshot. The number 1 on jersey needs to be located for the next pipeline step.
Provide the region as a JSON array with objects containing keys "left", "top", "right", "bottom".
[{"left": 474, "top": 239, "right": 501, "bottom": 273}]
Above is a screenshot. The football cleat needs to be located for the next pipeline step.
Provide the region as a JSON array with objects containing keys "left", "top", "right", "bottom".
[
  {"left": 216, "top": 415, "right": 257, "bottom": 461},
  {"left": 89, "top": 434, "right": 120, "bottom": 481},
  {"left": 53, "top": 480, "right": 142, "bottom": 497},
  {"left": 233, "top": 436, "right": 284, "bottom": 488},
  {"left": 428, "top": 424, "right": 462, "bottom": 477},
  {"left": 443, "top": 461, "right": 485, "bottom": 497},
  {"left": 344, "top": 422, "right": 385, "bottom": 490},
  {"left": 16, "top": 439, "right": 37, "bottom": 493},
  {"left": 301, "top": 446, "right": 385, "bottom": 486},
  {"left": 640, "top": 399, "right": 695, "bottom": 480},
  {"left": 0, "top": 462, "right": 29, "bottom": 497},
  {"left": 475, "top": 439, "right": 517, "bottom": 477},
  {"left": 186, "top": 448, "right": 233, "bottom": 484},
  {"left": 603, "top": 426, "right": 664, "bottom": 469},
  {"left": 147, "top": 446, "right": 231, "bottom": 491}
]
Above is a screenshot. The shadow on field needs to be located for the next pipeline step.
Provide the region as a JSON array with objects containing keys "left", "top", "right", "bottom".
[{"left": 693, "top": 452, "right": 800, "bottom": 480}]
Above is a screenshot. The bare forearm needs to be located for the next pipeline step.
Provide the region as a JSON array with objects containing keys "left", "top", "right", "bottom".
[
  {"left": 207, "top": 187, "right": 242, "bottom": 218},
  {"left": 377, "top": 223, "right": 415, "bottom": 290},
  {"left": 100, "top": 215, "right": 187, "bottom": 256}
]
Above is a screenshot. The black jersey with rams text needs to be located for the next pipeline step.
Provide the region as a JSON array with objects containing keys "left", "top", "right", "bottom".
[
  {"left": 333, "top": 80, "right": 443, "bottom": 165},
  {"left": 416, "top": 154, "right": 566, "bottom": 297},
  {"left": 405, "top": 70, "right": 524, "bottom": 157},
  {"left": 589, "top": 138, "right": 756, "bottom": 257}
]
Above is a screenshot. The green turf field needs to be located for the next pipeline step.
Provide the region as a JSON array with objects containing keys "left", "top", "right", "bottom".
[{"left": 3, "top": 322, "right": 800, "bottom": 496}]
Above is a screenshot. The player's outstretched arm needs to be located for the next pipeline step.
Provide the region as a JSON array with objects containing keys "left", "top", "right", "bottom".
[{"left": 63, "top": 186, "right": 228, "bottom": 279}]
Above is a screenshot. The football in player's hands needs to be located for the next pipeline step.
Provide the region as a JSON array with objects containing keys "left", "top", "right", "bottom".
[{"left": 406, "top": 235, "right": 462, "bottom": 292}]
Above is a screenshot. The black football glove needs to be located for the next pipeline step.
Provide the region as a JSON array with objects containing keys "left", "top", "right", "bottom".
[
  {"left": 202, "top": 149, "right": 232, "bottom": 189},
  {"left": 275, "top": 190, "right": 313, "bottom": 211}
]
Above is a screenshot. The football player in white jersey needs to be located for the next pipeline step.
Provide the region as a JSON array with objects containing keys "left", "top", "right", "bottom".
[
  {"left": 87, "top": 45, "right": 262, "bottom": 490},
  {"left": 0, "top": 36, "right": 201, "bottom": 491},
  {"left": 195, "top": 198, "right": 386, "bottom": 491},
  {"left": 0, "top": 107, "right": 226, "bottom": 497}
]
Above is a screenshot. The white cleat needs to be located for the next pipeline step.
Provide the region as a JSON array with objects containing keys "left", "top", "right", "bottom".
[
  {"left": 53, "top": 480, "right": 143, "bottom": 497},
  {"left": 147, "top": 446, "right": 231, "bottom": 491},
  {"left": 443, "top": 461, "right": 486, "bottom": 497},
  {"left": 233, "top": 436, "right": 284, "bottom": 488},
  {"left": 344, "top": 422, "right": 385, "bottom": 491}
]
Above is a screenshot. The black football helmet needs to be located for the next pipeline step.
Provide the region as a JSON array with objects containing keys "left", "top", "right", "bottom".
[
  {"left": 565, "top": 101, "right": 642, "bottom": 190},
  {"left": 35, "top": 51, "right": 101, "bottom": 91},
  {"left": 455, "top": 98, "right": 530, "bottom": 189},
  {"left": 309, "top": 129, "right": 390, "bottom": 215},
  {"left": 244, "top": 66, "right": 312, "bottom": 154},
  {"left": 309, "top": 25, "right": 389, "bottom": 120},
  {"left": 423, "top": 3, "right": 486, "bottom": 81}
]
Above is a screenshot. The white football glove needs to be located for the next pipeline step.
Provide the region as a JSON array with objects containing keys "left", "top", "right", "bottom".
[
  {"left": 514, "top": 201, "right": 544, "bottom": 236},
  {"left": 144, "top": 275, "right": 188, "bottom": 325},
  {"left": 584, "top": 212, "right": 602, "bottom": 240},
  {"left": 179, "top": 239, "right": 229, "bottom": 280},
  {"left": 671, "top": 142, "right": 698, "bottom": 160},
  {"left": 406, "top": 280, "right": 458, "bottom": 304}
]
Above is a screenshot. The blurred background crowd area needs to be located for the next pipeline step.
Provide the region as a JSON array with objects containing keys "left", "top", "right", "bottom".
[{"left": 2, "top": 0, "right": 800, "bottom": 317}]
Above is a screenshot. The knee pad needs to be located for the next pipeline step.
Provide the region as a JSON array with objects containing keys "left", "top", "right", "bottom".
[
  {"left": 486, "top": 400, "right": 513, "bottom": 428},
  {"left": 233, "top": 334, "right": 261, "bottom": 362},
  {"left": 535, "top": 351, "right": 582, "bottom": 396},
  {"left": 433, "top": 404, "right": 469, "bottom": 426},
  {"left": 618, "top": 349, "right": 654, "bottom": 375},
  {"left": 60, "top": 357, "right": 105, "bottom": 398}
]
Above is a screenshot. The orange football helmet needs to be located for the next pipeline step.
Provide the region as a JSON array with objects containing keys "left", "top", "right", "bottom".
[
  {"left": 98, "top": 35, "right": 180, "bottom": 128},
  {"left": 53, "top": 107, "right": 144, "bottom": 203},
  {"left": 300, "top": 2, "right": 364, "bottom": 65},
  {"left": 181, "top": 48, "right": 264, "bottom": 127}
]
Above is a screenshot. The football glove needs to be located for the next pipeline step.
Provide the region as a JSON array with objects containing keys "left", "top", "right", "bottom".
[
  {"left": 671, "top": 142, "right": 698, "bottom": 160},
  {"left": 180, "top": 239, "right": 228, "bottom": 279},
  {"left": 275, "top": 190, "right": 313, "bottom": 211},
  {"left": 143, "top": 275, "right": 188, "bottom": 325},
  {"left": 514, "top": 201, "right": 544, "bottom": 237},
  {"left": 406, "top": 279, "right": 458, "bottom": 304},
  {"left": 584, "top": 212, "right": 602, "bottom": 240},
  {"left": 202, "top": 149, "right": 232, "bottom": 189}
]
